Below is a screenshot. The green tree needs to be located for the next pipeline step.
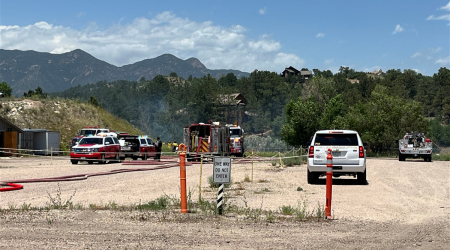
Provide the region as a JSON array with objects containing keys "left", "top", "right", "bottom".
[
  {"left": 88, "top": 95, "right": 102, "bottom": 108},
  {"left": 0, "top": 82, "right": 12, "bottom": 97},
  {"left": 281, "top": 96, "right": 322, "bottom": 146},
  {"left": 337, "top": 85, "right": 428, "bottom": 152}
]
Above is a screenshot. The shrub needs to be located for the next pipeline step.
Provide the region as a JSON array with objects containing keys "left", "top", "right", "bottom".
[{"left": 207, "top": 175, "right": 232, "bottom": 188}]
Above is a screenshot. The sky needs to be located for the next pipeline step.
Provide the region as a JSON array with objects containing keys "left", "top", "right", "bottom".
[{"left": 0, "top": 0, "right": 449, "bottom": 76}]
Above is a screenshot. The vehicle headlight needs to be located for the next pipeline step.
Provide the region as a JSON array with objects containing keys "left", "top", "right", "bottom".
[{"left": 92, "top": 148, "right": 99, "bottom": 152}]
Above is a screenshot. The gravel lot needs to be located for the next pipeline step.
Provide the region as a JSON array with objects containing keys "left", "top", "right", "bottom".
[{"left": 0, "top": 156, "right": 449, "bottom": 249}]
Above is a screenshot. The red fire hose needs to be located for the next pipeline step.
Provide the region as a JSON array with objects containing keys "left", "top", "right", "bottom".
[
  {"left": 0, "top": 162, "right": 180, "bottom": 192},
  {"left": 0, "top": 183, "right": 23, "bottom": 192}
]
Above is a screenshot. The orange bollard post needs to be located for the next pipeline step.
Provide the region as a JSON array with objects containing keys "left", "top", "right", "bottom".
[
  {"left": 325, "top": 148, "right": 333, "bottom": 219},
  {"left": 179, "top": 143, "right": 188, "bottom": 213}
]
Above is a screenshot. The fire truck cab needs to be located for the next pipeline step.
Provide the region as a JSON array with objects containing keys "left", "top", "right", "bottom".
[
  {"left": 227, "top": 124, "right": 245, "bottom": 157},
  {"left": 183, "top": 122, "right": 230, "bottom": 161}
]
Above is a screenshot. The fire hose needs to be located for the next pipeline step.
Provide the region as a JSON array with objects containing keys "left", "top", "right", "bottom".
[{"left": 0, "top": 162, "right": 180, "bottom": 192}]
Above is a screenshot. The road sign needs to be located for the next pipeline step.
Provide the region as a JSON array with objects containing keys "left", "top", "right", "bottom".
[{"left": 213, "top": 156, "right": 231, "bottom": 184}]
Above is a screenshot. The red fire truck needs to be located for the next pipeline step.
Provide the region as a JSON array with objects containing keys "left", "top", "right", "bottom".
[
  {"left": 226, "top": 124, "right": 245, "bottom": 157},
  {"left": 183, "top": 122, "right": 231, "bottom": 161}
]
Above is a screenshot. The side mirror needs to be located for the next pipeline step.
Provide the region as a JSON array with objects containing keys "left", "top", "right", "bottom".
[
  {"left": 75, "top": 142, "right": 79, "bottom": 145},
  {"left": 105, "top": 142, "right": 110, "bottom": 145}
]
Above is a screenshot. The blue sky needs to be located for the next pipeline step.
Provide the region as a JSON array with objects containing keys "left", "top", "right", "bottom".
[{"left": 1, "top": 0, "right": 449, "bottom": 76}]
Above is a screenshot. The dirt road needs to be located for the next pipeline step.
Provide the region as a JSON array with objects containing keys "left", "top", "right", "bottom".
[{"left": 0, "top": 156, "right": 449, "bottom": 249}]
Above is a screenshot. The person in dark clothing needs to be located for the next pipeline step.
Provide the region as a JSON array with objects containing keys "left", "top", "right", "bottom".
[{"left": 155, "top": 137, "right": 162, "bottom": 161}]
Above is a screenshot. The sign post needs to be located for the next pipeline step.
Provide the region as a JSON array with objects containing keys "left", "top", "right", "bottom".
[
  {"left": 213, "top": 156, "right": 231, "bottom": 215},
  {"left": 325, "top": 148, "right": 333, "bottom": 219}
]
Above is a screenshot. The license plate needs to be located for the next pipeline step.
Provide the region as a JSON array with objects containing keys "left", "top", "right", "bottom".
[
  {"left": 122, "top": 146, "right": 130, "bottom": 150},
  {"left": 332, "top": 166, "right": 342, "bottom": 170},
  {"left": 81, "top": 157, "right": 86, "bottom": 159},
  {"left": 331, "top": 151, "right": 341, "bottom": 157}
]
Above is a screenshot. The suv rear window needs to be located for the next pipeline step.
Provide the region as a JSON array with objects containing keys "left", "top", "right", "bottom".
[{"left": 314, "top": 134, "right": 358, "bottom": 146}]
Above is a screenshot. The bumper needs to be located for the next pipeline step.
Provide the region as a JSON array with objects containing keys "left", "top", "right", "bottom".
[
  {"left": 401, "top": 153, "right": 431, "bottom": 158},
  {"left": 120, "top": 151, "right": 141, "bottom": 157},
  {"left": 307, "top": 159, "right": 366, "bottom": 173},
  {"left": 70, "top": 152, "right": 102, "bottom": 160},
  {"left": 230, "top": 147, "right": 242, "bottom": 153}
]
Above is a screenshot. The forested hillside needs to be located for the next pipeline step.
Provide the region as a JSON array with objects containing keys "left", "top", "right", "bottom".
[{"left": 51, "top": 67, "right": 450, "bottom": 153}]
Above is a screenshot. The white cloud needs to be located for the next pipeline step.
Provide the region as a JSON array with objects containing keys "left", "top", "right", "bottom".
[
  {"left": 427, "top": 14, "right": 450, "bottom": 21},
  {"left": 435, "top": 56, "right": 450, "bottom": 66},
  {"left": 427, "top": 2, "right": 450, "bottom": 25},
  {"left": 324, "top": 58, "right": 334, "bottom": 65},
  {"left": 363, "top": 66, "right": 383, "bottom": 72},
  {"left": 411, "top": 52, "right": 421, "bottom": 58},
  {"left": 316, "top": 33, "right": 325, "bottom": 38},
  {"left": 77, "top": 12, "right": 86, "bottom": 18},
  {"left": 392, "top": 24, "right": 403, "bottom": 34},
  {"left": 430, "top": 47, "right": 442, "bottom": 53},
  {"left": 259, "top": 7, "right": 267, "bottom": 15},
  {"left": 0, "top": 11, "right": 305, "bottom": 72},
  {"left": 439, "top": 2, "right": 450, "bottom": 11}
]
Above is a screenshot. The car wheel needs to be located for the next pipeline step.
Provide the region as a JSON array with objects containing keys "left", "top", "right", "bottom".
[
  {"left": 88, "top": 161, "right": 93, "bottom": 164},
  {"left": 399, "top": 154, "right": 405, "bottom": 161},
  {"left": 120, "top": 157, "right": 126, "bottom": 161},
  {"left": 115, "top": 152, "right": 120, "bottom": 163},
  {"left": 307, "top": 169, "right": 317, "bottom": 184},
  {"left": 132, "top": 156, "right": 138, "bottom": 161},
  {"left": 357, "top": 169, "right": 367, "bottom": 185},
  {"left": 71, "top": 160, "right": 78, "bottom": 165},
  {"left": 99, "top": 153, "right": 106, "bottom": 164}
]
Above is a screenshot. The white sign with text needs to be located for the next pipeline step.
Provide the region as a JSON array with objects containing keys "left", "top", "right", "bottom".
[{"left": 213, "top": 157, "right": 231, "bottom": 184}]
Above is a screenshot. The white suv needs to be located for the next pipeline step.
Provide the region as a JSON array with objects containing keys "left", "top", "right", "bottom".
[{"left": 307, "top": 130, "right": 366, "bottom": 184}]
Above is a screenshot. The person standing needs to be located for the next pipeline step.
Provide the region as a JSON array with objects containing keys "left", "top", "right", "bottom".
[
  {"left": 168, "top": 141, "right": 172, "bottom": 150},
  {"left": 156, "top": 137, "right": 162, "bottom": 161}
]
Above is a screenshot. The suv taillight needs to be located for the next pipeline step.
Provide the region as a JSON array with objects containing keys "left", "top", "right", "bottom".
[
  {"left": 308, "top": 146, "right": 314, "bottom": 158},
  {"left": 359, "top": 146, "right": 364, "bottom": 158}
]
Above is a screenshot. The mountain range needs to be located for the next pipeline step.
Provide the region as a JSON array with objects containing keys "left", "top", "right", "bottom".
[{"left": 0, "top": 49, "right": 250, "bottom": 96}]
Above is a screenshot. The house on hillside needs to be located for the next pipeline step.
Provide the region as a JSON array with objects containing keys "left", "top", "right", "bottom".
[
  {"left": 217, "top": 93, "right": 247, "bottom": 125},
  {"left": 281, "top": 66, "right": 312, "bottom": 83}
]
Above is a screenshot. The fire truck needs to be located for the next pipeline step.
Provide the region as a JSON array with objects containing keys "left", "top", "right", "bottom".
[
  {"left": 397, "top": 132, "right": 433, "bottom": 162},
  {"left": 226, "top": 124, "right": 245, "bottom": 157},
  {"left": 183, "top": 122, "right": 231, "bottom": 161},
  {"left": 69, "top": 126, "right": 111, "bottom": 148}
]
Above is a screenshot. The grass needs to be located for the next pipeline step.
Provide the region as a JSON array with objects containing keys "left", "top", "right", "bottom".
[
  {"left": 254, "top": 187, "right": 271, "bottom": 194},
  {"left": 280, "top": 201, "right": 325, "bottom": 220},
  {"left": 207, "top": 175, "right": 233, "bottom": 188},
  {"left": 46, "top": 183, "right": 76, "bottom": 209},
  {"left": 1, "top": 97, "right": 144, "bottom": 153},
  {"left": 1, "top": 190, "right": 326, "bottom": 223},
  {"left": 433, "top": 153, "right": 450, "bottom": 161}
]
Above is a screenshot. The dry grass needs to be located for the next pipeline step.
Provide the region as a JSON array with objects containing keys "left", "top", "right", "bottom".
[{"left": 1, "top": 97, "right": 143, "bottom": 152}]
